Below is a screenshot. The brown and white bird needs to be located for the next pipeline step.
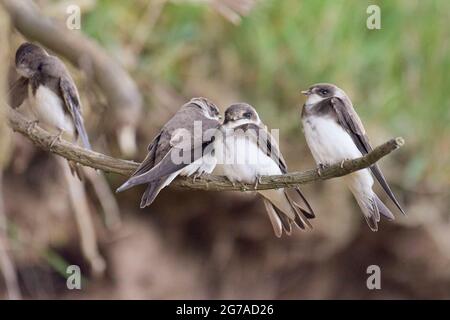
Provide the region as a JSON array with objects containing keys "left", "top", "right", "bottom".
[
  {"left": 215, "top": 103, "right": 315, "bottom": 237},
  {"left": 301, "top": 83, "right": 405, "bottom": 231},
  {"left": 116, "top": 97, "right": 221, "bottom": 208},
  {"left": 13, "top": 42, "right": 91, "bottom": 150}
]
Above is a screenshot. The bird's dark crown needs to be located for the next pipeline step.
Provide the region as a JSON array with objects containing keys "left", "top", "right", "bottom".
[
  {"left": 307, "top": 83, "right": 338, "bottom": 98},
  {"left": 15, "top": 42, "right": 47, "bottom": 67},
  {"left": 224, "top": 103, "right": 258, "bottom": 124},
  {"left": 189, "top": 97, "right": 221, "bottom": 119}
]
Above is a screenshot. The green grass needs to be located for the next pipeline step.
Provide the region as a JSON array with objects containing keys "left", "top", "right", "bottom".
[{"left": 83, "top": 0, "right": 450, "bottom": 185}]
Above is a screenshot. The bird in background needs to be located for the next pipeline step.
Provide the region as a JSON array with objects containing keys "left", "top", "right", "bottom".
[
  {"left": 301, "top": 83, "right": 405, "bottom": 231},
  {"left": 116, "top": 97, "right": 221, "bottom": 208},
  {"left": 12, "top": 42, "right": 92, "bottom": 176},
  {"left": 214, "top": 103, "right": 315, "bottom": 237}
]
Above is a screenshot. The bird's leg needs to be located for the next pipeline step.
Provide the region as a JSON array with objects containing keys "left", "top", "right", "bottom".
[
  {"left": 240, "top": 182, "right": 249, "bottom": 191},
  {"left": 49, "top": 129, "right": 64, "bottom": 150},
  {"left": 225, "top": 176, "right": 236, "bottom": 188},
  {"left": 317, "top": 163, "right": 329, "bottom": 177},
  {"left": 26, "top": 120, "right": 39, "bottom": 135},
  {"left": 237, "top": 180, "right": 248, "bottom": 191},
  {"left": 192, "top": 172, "right": 203, "bottom": 183},
  {"left": 340, "top": 159, "right": 346, "bottom": 169},
  {"left": 253, "top": 175, "right": 263, "bottom": 190}
]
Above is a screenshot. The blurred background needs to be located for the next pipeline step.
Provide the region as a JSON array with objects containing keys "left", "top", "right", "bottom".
[{"left": 0, "top": 0, "right": 449, "bottom": 299}]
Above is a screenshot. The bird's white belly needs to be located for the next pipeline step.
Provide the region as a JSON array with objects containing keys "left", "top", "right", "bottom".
[
  {"left": 29, "top": 85, "right": 74, "bottom": 136},
  {"left": 303, "top": 115, "right": 374, "bottom": 190},
  {"left": 218, "top": 135, "right": 282, "bottom": 183},
  {"left": 302, "top": 116, "right": 362, "bottom": 165}
]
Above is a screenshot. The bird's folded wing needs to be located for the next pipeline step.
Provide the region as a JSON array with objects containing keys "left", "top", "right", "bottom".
[
  {"left": 59, "top": 77, "right": 91, "bottom": 150},
  {"left": 330, "top": 97, "right": 405, "bottom": 214},
  {"left": 130, "top": 132, "right": 163, "bottom": 178},
  {"left": 116, "top": 136, "right": 215, "bottom": 193},
  {"left": 8, "top": 76, "right": 29, "bottom": 109}
]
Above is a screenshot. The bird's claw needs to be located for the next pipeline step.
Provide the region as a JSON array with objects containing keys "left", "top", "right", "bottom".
[
  {"left": 192, "top": 172, "right": 202, "bottom": 183},
  {"left": 340, "top": 160, "right": 346, "bottom": 169},
  {"left": 254, "top": 175, "right": 263, "bottom": 190},
  {"left": 49, "top": 131, "right": 63, "bottom": 150},
  {"left": 317, "top": 163, "right": 328, "bottom": 177},
  {"left": 226, "top": 177, "right": 236, "bottom": 188}
]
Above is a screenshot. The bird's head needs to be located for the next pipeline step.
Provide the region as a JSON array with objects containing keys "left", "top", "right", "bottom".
[
  {"left": 301, "top": 83, "right": 347, "bottom": 106},
  {"left": 223, "top": 103, "right": 260, "bottom": 126},
  {"left": 15, "top": 42, "right": 48, "bottom": 78},
  {"left": 190, "top": 97, "right": 222, "bottom": 121}
]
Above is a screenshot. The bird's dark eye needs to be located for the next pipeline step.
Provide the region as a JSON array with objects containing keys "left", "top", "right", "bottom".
[
  {"left": 319, "top": 89, "right": 329, "bottom": 95},
  {"left": 243, "top": 112, "right": 252, "bottom": 119}
]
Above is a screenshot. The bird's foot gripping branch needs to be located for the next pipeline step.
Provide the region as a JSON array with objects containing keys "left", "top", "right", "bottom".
[{"left": 8, "top": 109, "right": 404, "bottom": 192}]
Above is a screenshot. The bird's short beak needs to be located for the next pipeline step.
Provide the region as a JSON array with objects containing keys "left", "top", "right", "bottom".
[{"left": 301, "top": 90, "right": 311, "bottom": 96}]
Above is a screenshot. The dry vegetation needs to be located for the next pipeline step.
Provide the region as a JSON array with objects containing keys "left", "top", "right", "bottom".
[{"left": 0, "top": 0, "right": 449, "bottom": 299}]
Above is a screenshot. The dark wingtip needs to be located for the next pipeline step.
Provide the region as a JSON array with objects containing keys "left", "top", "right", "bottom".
[
  {"left": 365, "top": 215, "right": 379, "bottom": 232},
  {"left": 116, "top": 182, "right": 130, "bottom": 193},
  {"left": 300, "top": 208, "right": 315, "bottom": 219}
]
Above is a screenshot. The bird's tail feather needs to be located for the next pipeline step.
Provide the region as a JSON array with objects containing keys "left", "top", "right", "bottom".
[
  {"left": 140, "top": 180, "right": 164, "bottom": 208},
  {"left": 259, "top": 189, "right": 313, "bottom": 236},
  {"left": 68, "top": 160, "right": 83, "bottom": 180},
  {"left": 370, "top": 164, "right": 406, "bottom": 215},
  {"left": 73, "top": 110, "right": 92, "bottom": 150},
  {"left": 116, "top": 169, "right": 158, "bottom": 193},
  {"left": 353, "top": 192, "right": 380, "bottom": 232},
  {"left": 374, "top": 194, "right": 395, "bottom": 221},
  {"left": 286, "top": 187, "right": 315, "bottom": 219},
  {"left": 352, "top": 190, "right": 396, "bottom": 231},
  {"left": 284, "top": 190, "right": 313, "bottom": 230},
  {"left": 139, "top": 172, "right": 180, "bottom": 208},
  {"left": 263, "top": 199, "right": 291, "bottom": 237}
]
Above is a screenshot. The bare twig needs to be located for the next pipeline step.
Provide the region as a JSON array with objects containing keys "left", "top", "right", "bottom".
[
  {"left": 8, "top": 109, "right": 405, "bottom": 191},
  {"left": 83, "top": 167, "right": 122, "bottom": 231},
  {"left": 59, "top": 158, "right": 106, "bottom": 277}
]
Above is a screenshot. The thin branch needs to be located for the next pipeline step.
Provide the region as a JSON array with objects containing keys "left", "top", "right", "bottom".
[
  {"left": 59, "top": 158, "right": 106, "bottom": 277},
  {"left": 8, "top": 109, "right": 405, "bottom": 191}
]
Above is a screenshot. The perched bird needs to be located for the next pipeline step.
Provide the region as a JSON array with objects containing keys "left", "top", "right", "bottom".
[
  {"left": 13, "top": 42, "right": 91, "bottom": 150},
  {"left": 116, "top": 97, "right": 221, "bottom": 208},
  {"left": 215, "top": 103, "right": 315, "bottom": 237},
  {"left": 301, "top": 83, "right": 405, "bottom": 231}
]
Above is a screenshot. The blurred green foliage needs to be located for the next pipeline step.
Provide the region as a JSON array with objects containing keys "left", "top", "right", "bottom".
[{"left": 83, "top": 0, "right": 450, "bottom": 186}]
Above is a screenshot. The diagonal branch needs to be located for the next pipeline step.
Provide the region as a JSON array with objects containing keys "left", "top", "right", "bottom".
[{"left": 8, "top": 109, "right": 405, "bottom": 191}]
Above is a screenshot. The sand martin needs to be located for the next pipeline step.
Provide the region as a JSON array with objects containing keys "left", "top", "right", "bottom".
[
  {"left": 301, "top": 83, "right": 405, "bottom": 231},
  {"left": 215, "top": 103, "right": 315, "bottom": 237},
  {"left": 116, "top": 97, "right": 221, "bottom": 208},
  {"left": 14, "top": 42, "right": 91, "bottom": 150}
]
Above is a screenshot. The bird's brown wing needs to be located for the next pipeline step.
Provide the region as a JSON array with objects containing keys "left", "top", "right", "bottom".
[
  {"left": 59, "top": 76, "right": 91, "bottom": 149},
  {"left": 330, "top": 97, "right": 405, "bottom": 214},
  {"left": 117, "top": 107, "right": 220, "bottom": 193},
  {"left": 130, "top": 132, "right": 163, "bottom": 177},
  {"left": 8, "top": 76, "right": 29, "bottom": 109}
]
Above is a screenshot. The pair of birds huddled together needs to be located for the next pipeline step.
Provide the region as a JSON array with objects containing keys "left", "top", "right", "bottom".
[{"left": 13, "top": 42, "right": 405, "bottom": 237}]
